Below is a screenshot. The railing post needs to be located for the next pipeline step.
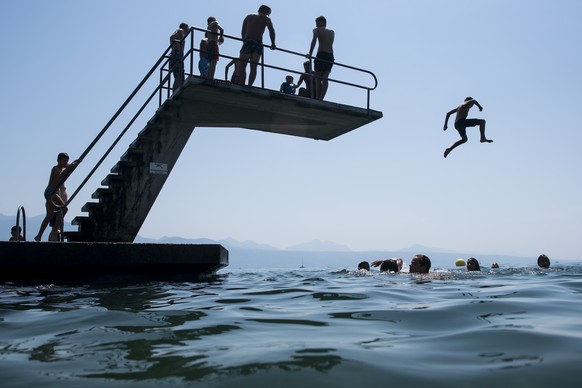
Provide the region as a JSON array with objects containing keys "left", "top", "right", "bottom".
[
  {"left": 15, "top": 206, "right": 26, "bottom": 241},
  {"left": 190, "top": 28, "right": 194, "bottom": 76},
  {"left": 309, "top": 58, "right": 315, "bottom": 99},
  {"left": 159, "top": 68, "right": 163, "bottom": 107},
  {"left": 261, "top": 50, "right": 265, "bottom": 89}
]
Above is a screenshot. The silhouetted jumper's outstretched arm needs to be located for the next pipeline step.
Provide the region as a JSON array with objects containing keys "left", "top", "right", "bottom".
[{"left": 443, "top": 108, "right": 457, "bottom": 131}]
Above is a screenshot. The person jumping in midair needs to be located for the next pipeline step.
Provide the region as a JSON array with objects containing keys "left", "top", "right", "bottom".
[{"left": 443, "top": 97, "right": 493, "bottom": 158}]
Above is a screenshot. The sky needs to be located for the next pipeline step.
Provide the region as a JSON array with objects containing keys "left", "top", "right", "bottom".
[{"left": 1, "top": 1, "right": 581, "bottom": 259}]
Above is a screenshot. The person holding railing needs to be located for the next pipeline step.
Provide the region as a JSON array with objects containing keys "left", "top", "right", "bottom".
[
  {"left": 34, "top": 153, "right": 78, "bottom": 241},
  {"left": 169, "top": 22, "right": 189, "bottom": 92},
  {"left": 308, "top": 16, "right": 335, "bottom": 100},
  {"left": 235, "top": 5, "right": 276, "bottom": 86}
]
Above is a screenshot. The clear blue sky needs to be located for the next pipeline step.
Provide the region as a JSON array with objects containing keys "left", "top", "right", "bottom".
[{"left": 1, "top": 1, "right": 581, "bottom": 259}]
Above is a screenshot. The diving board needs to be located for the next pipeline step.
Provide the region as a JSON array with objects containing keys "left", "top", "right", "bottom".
[{"left": 177, "top": 76, "right": 383, "bottom": 140}]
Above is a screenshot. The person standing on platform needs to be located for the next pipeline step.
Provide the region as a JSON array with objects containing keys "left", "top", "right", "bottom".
[
  {"left": 236, "top": 5, "right": 276, "bottom": 86},
  {"left": 308, "top": 16, "right": 334, "bottom": 100},
  {"left": 206, "top": 16, "right": 224, "bottom": 79},
  {"left": 169, "top": 22, "right": 189, "bottom": 92},
  {"left": 199, "top": 33, "right": 210, "bottom": 78}
]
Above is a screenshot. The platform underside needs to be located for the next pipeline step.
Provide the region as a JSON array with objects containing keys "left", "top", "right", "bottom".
[{"left": 176, "top": 77, "right": 383, "bottom": 141}]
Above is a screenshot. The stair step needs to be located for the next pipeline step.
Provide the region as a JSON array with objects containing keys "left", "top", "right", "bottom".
[
  {"left": 120, "top": 148, "right": 145, "bottom": 161},
  {"left": 101, "top": 173, "right": 124, "bottom": 186},
  {"left": 111, "top": 160, "right": 138, "bottom": 174},
  {"left": 141, "top": 122, "right": 164, "bottom": 137},
  {"left": 71, "top": 216, "right": 92, "bottom": 226},
  {"left": 156, "top": 110, "right": 174, "bottom": 119},
  {"left": 81, "top": 202, "right": 104, "bottom": 213},
  {"left": 130, "top": 136, "right": 154, "bottom": 148},
  {"left": 91, "top": 187, "right": 114, "bottom": 199},
  {"left": 63, "top": 231, "right": 84, "bottom": 242}
]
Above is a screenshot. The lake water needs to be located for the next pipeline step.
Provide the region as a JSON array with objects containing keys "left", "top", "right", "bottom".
[{"left": 1, "top": 263, "right": 582, "bottom": 387}]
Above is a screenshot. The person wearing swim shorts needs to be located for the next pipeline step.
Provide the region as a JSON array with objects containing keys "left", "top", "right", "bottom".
[
  {"left": 443, "top": 97, "right": 493, "bottom": 158},
  {"left": 206, "top": 16, "right": 224, "bottom": 80},
  {"left": 34, "top": 153, "right": 78, "bottom": 241},
  {"left": 236, "top": 5, "right": 276, "bottom": 86},
  {"left": 169, "top": 23, "right": 189, "bottom": 92},
  {"left": 308, "top": 16, "right": 334, "bottom": 100},
  {"left": 198, "top": 33, "right": 210, "bottom": 77}
]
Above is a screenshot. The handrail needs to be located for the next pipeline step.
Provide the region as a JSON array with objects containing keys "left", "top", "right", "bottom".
[
  {"left": 62, "top": 25, "right": 379, "bottom": 215},
  {"left": 64, "top": 31, "right": 192, "bottom": 207},
  {"left": 14, "top": 206, "right": 26, "bottom": 241},
  {"left": 160, "top": 27, "right": 379, "bottom": 109}
]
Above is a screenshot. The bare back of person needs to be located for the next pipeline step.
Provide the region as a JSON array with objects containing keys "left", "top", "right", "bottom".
[
  {"left": 170, "top": 29, "right": 185, "bottom": 54},
  {"left": 242, "top": 14, "right": 270, "bottom": 41},
  {"left": 314, "top": 27, "right": 334, "bottom": 54},
  {"left": 237, "top": 6, "right": 276, "bottom": 86}
]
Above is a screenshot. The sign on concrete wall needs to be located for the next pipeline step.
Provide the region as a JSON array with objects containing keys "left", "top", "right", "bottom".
[{"left": 149, "top": 162, "right": 168, "bottom": 175}]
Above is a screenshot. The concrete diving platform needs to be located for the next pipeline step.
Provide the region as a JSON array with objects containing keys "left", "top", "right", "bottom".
[
  {"left": 175, "top": 76, "right": 383, "bottom": 141},
  {"left": 0, "top": 241, "right": 228, "bottom": 284}
]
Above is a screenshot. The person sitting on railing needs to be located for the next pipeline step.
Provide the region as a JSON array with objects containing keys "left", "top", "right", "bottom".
[
  {"left": 296, "top": 61, "right": 315, "bottom": 98},
  {"left": 9, "top": 225, "right": 25, "bottom": 241},
  {"left": 308, "top": 16, "right": 335, "bottom": 100},
  {"left": 199, "top": 33, "right": 210, "bottom": 78},
  {"left": 169, "top": 22, "right": 189, "bottom": 92},
  {"left": 280, "top": 75, "right": 296, "bottom": 94},
  {"left": 34, "top": 152, "right": 78, "bottom": 241},
  {"left": 206, "top": 16, "right": 224, "bottom": 80},
  {"left": 236, "top": 5, "right": 276, "bottom": 86}
]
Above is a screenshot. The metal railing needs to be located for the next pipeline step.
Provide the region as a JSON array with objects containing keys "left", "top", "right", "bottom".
[
  {"left": 56, "top": 26, "right": 379, "bottom": 214},
  {"left": 14, "top": 206, "right": 26, "bottom": 241},
  {"left": 159, "top": 27, "right": 378, "bottom": 109}
]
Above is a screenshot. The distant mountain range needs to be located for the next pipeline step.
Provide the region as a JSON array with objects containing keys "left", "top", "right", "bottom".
[
  {"left": 0, "top": 213, "right": 352, "bottom": 252},
  {"left": 1, "top": 213, "right": 551, "bottom": 269},
  {"left": 0, "top": 212, "right": 477, "bottom": 255},
  {"left": 134, "top": 235, "right": 352, "bottom": 252}
]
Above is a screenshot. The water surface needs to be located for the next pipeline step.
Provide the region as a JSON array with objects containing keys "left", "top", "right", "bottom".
[{"left": 1, "top": 265, "right": 581, "bottom": 387}]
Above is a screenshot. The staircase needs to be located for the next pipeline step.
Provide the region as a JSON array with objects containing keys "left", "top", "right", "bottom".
[
  {"left": 60, "top": 26, "right": 381, "bottom": 243},
  {"left": 66, "top": 98, "right": 194, "bottom": 242}
]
